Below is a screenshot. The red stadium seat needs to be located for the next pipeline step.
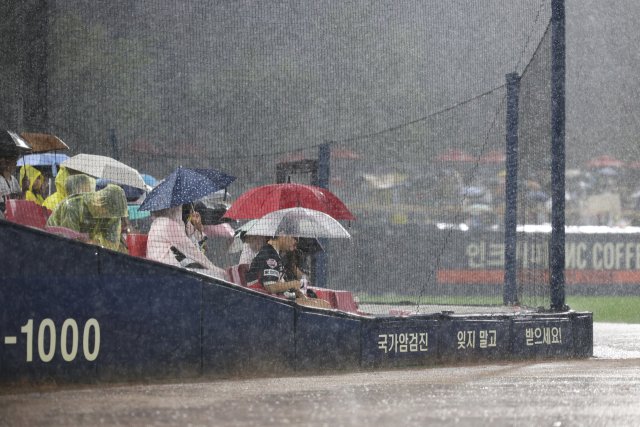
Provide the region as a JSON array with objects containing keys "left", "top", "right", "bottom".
[
  {"left": 41, "top": 206, "right": 52, "bottom": 222},
  {"left": 311, "top": 288, "right": 338, "bottom": 309},
  {"left": 127, "top": 234, "right": 148, "bottom": 258},
  {"left": 4, "top": 200, "right": 47, "bottom": 230},
  {"left": 45, "top": 226, "right": 89, "bottom": 240},
  {"left": 334, "top": 291, "right": 359, "bottom": 313}
]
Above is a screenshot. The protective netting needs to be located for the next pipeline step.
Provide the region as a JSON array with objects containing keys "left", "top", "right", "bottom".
[
  {"left": 515, "top": 22, "right": 553, "bottom": 309},
  {"left": 0, "top": 0, "right": 557, "bottom": 315}
]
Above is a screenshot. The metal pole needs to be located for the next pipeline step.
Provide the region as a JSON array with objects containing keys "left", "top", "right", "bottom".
[
  {"left": 110, "top": 128, "right": 120, "bottom": 161},
  {"left": 21, "top": 0, "right": 49, "bottom": 132},
  {"left": 315, "top": 142, "right": 331, "bottom": 288},
  {"left": 550, "top": 0, "right": 566, "bottom": 310},
  {"left": 504, "top": 73, "right": 520, "bottom": 305}
]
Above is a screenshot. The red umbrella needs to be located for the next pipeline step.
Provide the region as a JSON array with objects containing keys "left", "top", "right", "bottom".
[
  {"left": 434, "top": 150, "right": 474, "bottom": 162},
  {"left": 277, "top": 152, "right": 307, "bottom": 164},
  {"left": 131, "top": 140, "right": 161, "bottom": 154},
  {"left": 222, "top": 183, "right": 355, "bottom": 220},
  {"left": 174, "top": 142, "right": 205, "bottom": 155},
  {"left": 331, "top": 147, "right": 362, "bottom": 159},
  {"left": 478, "top": 151, "right": 506, "bottom": 163},
  {"left": 585, "top": 155, "right": 626, "bottom": 168}
]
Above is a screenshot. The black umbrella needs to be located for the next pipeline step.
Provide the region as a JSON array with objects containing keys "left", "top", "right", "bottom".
[{"left": 0, "top": 130, "right": 33, "bottom": 157}]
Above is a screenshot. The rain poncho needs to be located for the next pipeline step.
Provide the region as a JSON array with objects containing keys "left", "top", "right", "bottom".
[
  {"left": 147, "top": 205, "right": 225, "bottom": 278},
  {"left": 43, "top": 166, "right": 70, "bottom": 210},
  {"left": 64, "top": 174, "right": 97, "bottom": 196},
  {"left": 47, "top": 184, "right": 128, "bottom": 252},
  {"left": 19, "top": 164, "right": 44, "bottom": 205}
]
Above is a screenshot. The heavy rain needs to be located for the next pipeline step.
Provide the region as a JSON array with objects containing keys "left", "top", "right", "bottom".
[{"left": 1, "top": 0, "right": 639, "bottom": 425}]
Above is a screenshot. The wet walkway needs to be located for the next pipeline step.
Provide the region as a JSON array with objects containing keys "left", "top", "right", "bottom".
[{"left": 1, "top": 323, "right": 639, "bottom": 427}]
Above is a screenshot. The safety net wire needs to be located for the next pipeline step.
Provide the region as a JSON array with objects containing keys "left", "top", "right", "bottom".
[{"left": 0, "top": 0, "right": 556, "bottom": 315}]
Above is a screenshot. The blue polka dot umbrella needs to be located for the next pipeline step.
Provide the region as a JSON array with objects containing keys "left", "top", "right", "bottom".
[{"left": 139, "top": 167, "right": 236, "bottom": 211}]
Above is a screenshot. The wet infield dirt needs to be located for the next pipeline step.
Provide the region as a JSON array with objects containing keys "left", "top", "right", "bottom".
[{"left": 1, "top": 323, "right": 639, "bottom": 427}]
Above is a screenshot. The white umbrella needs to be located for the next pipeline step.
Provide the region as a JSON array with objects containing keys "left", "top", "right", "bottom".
[
  {"left": 61, "top": 154, "right": 146, "bottom": 190},
  {"left": 245, "top": 207, "right": 351, "bottom": 239}
]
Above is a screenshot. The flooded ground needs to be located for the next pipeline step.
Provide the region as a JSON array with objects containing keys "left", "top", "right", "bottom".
[{"left": 0, "top": 323, "right": 638, "bottom": 427}]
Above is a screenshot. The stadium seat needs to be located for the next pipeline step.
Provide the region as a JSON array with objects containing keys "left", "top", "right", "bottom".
[
  {"left": 41, "top": 206, "right": 52, "bottom": 222},
  {"left": 4, "top": 200, "right": 47, "bottom": 230},
  {"left": 45, "top": 226, "right": 89, "bottom": 240},
  {"left": 334, "top": 291, "right": 359, "bottom": 314},
  {"left": 127, "top": 234, "right": 148, "bottom": 258},
  {"left": 311, "top": 288, "right": 338, "bottom": 309}
]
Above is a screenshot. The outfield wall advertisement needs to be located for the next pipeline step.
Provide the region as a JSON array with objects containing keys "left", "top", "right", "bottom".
[{"left": 329, "top": 226, "right": 640, "bottom": 296}]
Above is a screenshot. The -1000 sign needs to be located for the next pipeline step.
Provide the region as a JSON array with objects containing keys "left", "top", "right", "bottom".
[{"left": 18, "top": 318, "right": 100, "bottom": 362}]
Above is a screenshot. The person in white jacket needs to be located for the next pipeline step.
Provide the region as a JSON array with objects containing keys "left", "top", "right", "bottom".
[{"left": 146, "top": 205, "right": 226, "bottom": 280}]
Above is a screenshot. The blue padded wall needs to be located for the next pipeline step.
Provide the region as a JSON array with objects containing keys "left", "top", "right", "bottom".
[
  {"left": 202, "top": 284, "right": 295, "bottom": 374},
  {"left": 295, "top": 311, "right": 360, "bottom": 371}
]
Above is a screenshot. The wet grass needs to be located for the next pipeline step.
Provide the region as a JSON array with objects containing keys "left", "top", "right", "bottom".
[{"left": 566, "top": 296, "right": 640, "bottom": 323}]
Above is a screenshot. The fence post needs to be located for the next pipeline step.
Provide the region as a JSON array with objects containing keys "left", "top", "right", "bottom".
[
  {"left": 315, "top": 142, "right": 331, "bottom": 288},
  {"left": 550, "top": 0, "right": 566, "bottom": 310},
  {"left": 110, "top": 129, "right": 119, "bottom": 161},
  {"left": 504, "top": 72, "right": 520, "bottom": 305}
]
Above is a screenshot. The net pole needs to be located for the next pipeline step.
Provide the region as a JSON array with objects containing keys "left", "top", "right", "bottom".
[
  {"left": 504, "top": 72, "right": 520, "bottom": 305},
  {"left": 315, "top": 142, "right": 330, "bottom": 288},
  {"left": 550, "top": 0, "right": 566, "bottom": 310},
  {"left": 110, "top": 129, "right": 120, "bottom": 161}
]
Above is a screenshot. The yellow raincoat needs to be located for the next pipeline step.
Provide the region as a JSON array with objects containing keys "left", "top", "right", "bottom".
[
  {"left": 47, "top": 184, "right": 129, "bottom": 253},
  {"left": 43, "top": 166, "right": 71, "bottom": 210},
  {"left": 19, "top": 165, "right": 44, "bottom": 205},
  {"left": 64, "top": 174, "right": 96, "bottom": 197}
]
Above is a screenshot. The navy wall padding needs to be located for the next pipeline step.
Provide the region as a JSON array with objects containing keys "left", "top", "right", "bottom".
[
  {"left": 438, "top": 319, "right": 510, "bottom": 361},
  {"left": 295, "top": 311, "right": 360, "bottom": 371},
  {"left": 0, "top": 220, "right": 593, "bottom": 383},
  {"left": 0, "top": 221, "right": 98, "bottom": 275},
  {"left": 572, "top": 312, "right": 593, "bottom": 358},
  {"left": 511, "top": 318, "right": 574, "bottom": 358},
  {"left": 202, "top": 283, "right": 295, "bottom": 374},
  {"left": 361, "top": 318, "right": 438, "bottom": 367},
  {"left": 0, "top": 274, "right": 201, "bottom": 382},
  {"left": 99, "top": 248, "right": 184, "bottom": 276}
]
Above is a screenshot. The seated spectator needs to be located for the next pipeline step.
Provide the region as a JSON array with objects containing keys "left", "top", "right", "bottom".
[
  {"left": 146, "top": 205, "right": 227, "bottom": 279},
  {"left": 182, "top": 202, "right": 208, "bottom": 253},
  {"left": 0, "top": 153, "right": 21, "bottom": 216},
  {"left": 239, "top": 234, "right": 268, "bottom": 266},
  {"left": 43, "top": 166, "right": 71, "bottom": 210},
  {"left": 64, "top": 174, "right": 97, "bottom": 197},
  {"left": 246, "top": 229, "right": 330, "bottom": 308},
  {"left": 19, "top": 164, "right": 45, "bottom": 205},
  {"left": 47, "top": 184, "right": 129, "bottom": 253}
]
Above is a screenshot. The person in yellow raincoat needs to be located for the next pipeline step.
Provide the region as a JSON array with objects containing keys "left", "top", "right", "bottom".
[
  {"left": 64, "top": 174, "right": 96, "bottom": 197},
  {"left": 19, "top": 164, "right": 45, "bottom": 205},
  {"left": 47, "top": 184, "right": 129, "bottom": 253},
  {"left": 43, "top": 166, "right": 71, "bottom": 210}
]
